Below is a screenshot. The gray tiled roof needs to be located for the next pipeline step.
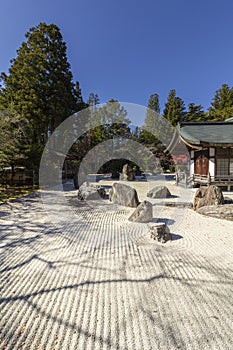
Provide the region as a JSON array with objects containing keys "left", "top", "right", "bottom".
[{"left": 178, "top": 121, "right": 233, "bottom": 146}]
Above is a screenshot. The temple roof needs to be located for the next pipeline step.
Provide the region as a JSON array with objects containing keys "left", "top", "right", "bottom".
[{"left": 178, "top": 121, "right": 233, "bottom": 147}]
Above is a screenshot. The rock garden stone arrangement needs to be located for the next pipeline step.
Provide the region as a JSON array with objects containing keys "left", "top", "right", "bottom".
[
  {"left": 193, "top": 185, "right": 224, "bottom": 210},
  {"left": 109, "top": 182, "right": 139, "bottom": 207},
  {"left": 149, "top": 223, "right": 171, "bottom": 243},
  {"left": 108, "top": 182, "right": 173, "bottom": 243},
  {"left": 78, "top": 182, "right": 106, "bottom": 200},
  {"left": 147, "top": 185, "right": 171, "bottom": 199},
  {"left": 128, "top": 200, "right": 153, "bottom": 223},
  {"left": 119, "top": 164, "right": 135, "bottom": 181}
]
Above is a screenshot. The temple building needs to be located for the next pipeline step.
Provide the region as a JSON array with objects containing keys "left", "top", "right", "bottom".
[{"left": 177, "top": 118, "right": 233, "bottom": 190}]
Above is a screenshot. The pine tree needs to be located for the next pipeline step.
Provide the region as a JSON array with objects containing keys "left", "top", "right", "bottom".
[
  {"left": 208, "top": 84, "right": 233, "bottom": 121},
  {"left": 186, "top": 103, "right": 207, "bottom": 122},
  {"left": 163, "top": 89, "right": 186, "bottom": 126}
]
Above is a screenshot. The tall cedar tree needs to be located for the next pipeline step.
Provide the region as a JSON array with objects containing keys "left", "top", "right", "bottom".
[
  {"left": 139, "top": 93, "right": 174, "bottom": 173},
  {"left": 208, "top": 84, "right": 233, "bottom": 121},
  {"left": 141, "top": 93, "right": 161, "bottom": 144},
  {"left": 144, "top": 93, "right": 160, "bottom": 129},
  {"left": 0, "top": 111, "right": 22, "bottom": 172},
  {"left": 74, "top": 92, "right": 102, "bottom": 153},
  {"left": 163, "top": 89, "right": 186, "bottom": 126},
  {"left": 0, "top": 23, "right": 83, "bottom": 146},
  {"left": 186, "top": 103, "right": 207, "bottom": 122}
]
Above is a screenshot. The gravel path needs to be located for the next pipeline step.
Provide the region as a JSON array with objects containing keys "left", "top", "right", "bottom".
[{"left": 0, "top": 183, "right": 233, "bottom": 350}]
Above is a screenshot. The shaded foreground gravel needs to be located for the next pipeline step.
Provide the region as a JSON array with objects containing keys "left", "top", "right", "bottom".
[{"left": 0, "top": 185, "right": 233, "bottom": 350}]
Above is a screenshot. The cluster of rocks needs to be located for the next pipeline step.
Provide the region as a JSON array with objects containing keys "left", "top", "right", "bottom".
[
  {"left": 78, "top": 180, "right": 233, "bottom": 236},
  {"left": 193, "top": 184, "right": 233, "bottom": 221},
  {"left": 76, "top": 180, "right": 179, "bottom": 242},
  {"left": 109, "top": 182, "right": 171, "bottom": 243}
]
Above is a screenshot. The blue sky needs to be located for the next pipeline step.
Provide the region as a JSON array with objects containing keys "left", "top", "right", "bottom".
[{"left": 1, "top": 0, "right": 233, "bottom": 111}]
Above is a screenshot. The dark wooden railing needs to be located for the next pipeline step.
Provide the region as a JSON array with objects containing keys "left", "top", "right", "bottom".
[
  {"left": 193, "top": 174, "right": 233, "bottom": 191},
  {"left": 176, "top": 172, "right": 233, "bottom": 191}
]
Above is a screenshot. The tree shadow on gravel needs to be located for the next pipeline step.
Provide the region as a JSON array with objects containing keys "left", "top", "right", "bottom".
[
  {"left": 1, "top": 190, "right": 232, "bottom": 349},
  {"left": 1, "top": 262, "right": 231, "bottom": 349},
  {"left": 0, "top": 211, "right": 11, "bottom": 218}
]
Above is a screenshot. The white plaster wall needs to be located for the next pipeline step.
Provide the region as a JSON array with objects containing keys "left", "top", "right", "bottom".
[
  {"left": 190, "top": 151, "right": 194, "bottom": 175},
  {"left": 209, "top": 148, "right": 215, "bottom": 177},
  {"left": 190, "top": 159, "right": 194, "bottom": 176},
  {"left": 209, "top": 159, "right": 215, "bottom": 177}
]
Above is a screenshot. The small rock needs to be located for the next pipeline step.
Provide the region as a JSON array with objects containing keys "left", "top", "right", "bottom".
[
  {"left": 78, "top": 182, "right": 106, "bottom": 200},
  {"left": 147, "top": 186, "right": 171, "bottom": 199},
  {"left": 149, "top": 223, "right": 171, "bottom": 243},
  {"left": 109, "top": 183, "right": 139, "bottom": 207},
  {"left": 119, "top": 164, "right": 135, "bottom": 181},
  {"left": 128, "top": 201, "right": 153, "bottom": 223}
]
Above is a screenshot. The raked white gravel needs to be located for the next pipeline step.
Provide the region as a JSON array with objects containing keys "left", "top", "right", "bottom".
[{"left": 0, "top": 181, "right": 233, "bottom": 350}]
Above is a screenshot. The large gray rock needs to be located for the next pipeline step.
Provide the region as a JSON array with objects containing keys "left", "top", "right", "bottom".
[
  {"left": 78, "top": 182, "right": 106, "bottom": 200},
  {"left": 109, "top": 183, "right": 139, "bottom": 207},
  {"left": 193, "top": 185, "right": 224, "bottom": 210},
  {"left": 128, "top": 200, "right": 153, "bottom": 223},
  {"left": 119, "top": 164, "right": 135, "bottom": 181},
  {"left": 149, "top": 223, "right": 171, "bottom": 243},
  {"left": 147, "top": 186, "right": 171, "bottom": 199}
]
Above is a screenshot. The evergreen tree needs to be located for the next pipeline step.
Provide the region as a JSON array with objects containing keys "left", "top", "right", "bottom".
[
  {"left": 0, "top": 22, "right": 83, "bottom": 145},
  {"left": 148, "top": 93, "right": 160, "bottom": 113},
  {"left": 144, "top": 93, "right": 160, "bottom": 130},
  {"left": 92, "top": 99, "right": 131, "bottom": 143},
  {"left": 96, "top": 100, "right": 131, "bottom": 176},
  {"left": 0, "top": 23, "right": 84, "bottom": 182},
  {"left": 139, "top": 92, "right": 174, "bottom": 173},
  {"left": 0, "top": 110, "right": 23, "bottom": 173},
  {"left": 208, "top": 84, "right": 233, "bottom": 121},
  {"left": 73, "top": 100, "right": 131, "bottom": 180},
  {"left": 186, "top": 103, "right": 207, "bottom": 122},
  {"left": 163, "top": 89, "right": 186, "bottom": 126},
  {"left": 74, "top": 82, "right": 86, "bottom": 110},
  {"left": 87, "top": 93, "right": 100, "bottom": 108}
]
